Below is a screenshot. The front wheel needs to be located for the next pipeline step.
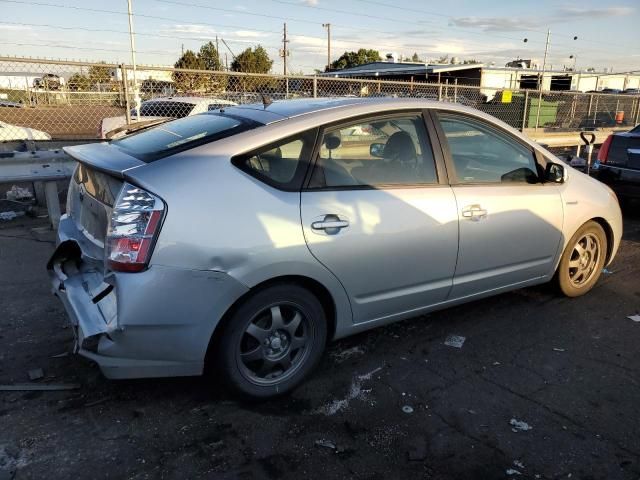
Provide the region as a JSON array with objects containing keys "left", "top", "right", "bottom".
[
  {"left": 214, "top": 284, "right": 327, "bottom": 399},
  {"left": 556, "top": 221, "right": 607, "bottom": 297}
]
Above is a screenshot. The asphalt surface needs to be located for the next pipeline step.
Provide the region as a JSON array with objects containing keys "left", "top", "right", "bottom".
[{"left": 1, "top": 207, "right": 639, "bottom": 480}]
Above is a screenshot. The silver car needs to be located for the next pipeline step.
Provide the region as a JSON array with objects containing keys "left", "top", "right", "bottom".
[{"left": 48, "top": 98, "right": 622, "bottom": 398}]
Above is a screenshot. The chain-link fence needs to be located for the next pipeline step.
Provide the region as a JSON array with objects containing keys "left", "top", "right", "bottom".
[{"left": 1, "top": 56, "right": 639, "bottom": 143}]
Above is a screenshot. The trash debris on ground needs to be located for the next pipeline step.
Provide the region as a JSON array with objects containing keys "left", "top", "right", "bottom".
[
  {"left": 602, "top": 268, "right": 613, "bottom": 275},
  {"left": 315, "top": 366, "right": 383, "bottom": 416},
  {"left": 553, "top": 348, "right": 566, "bottom": 352},
  {"left": 492, "top": 361, "right": 501, "bottom": 366},
  {"left": 27, "top": 368, "right": 44, "bottom": 380},
  {"left": 468, "top": 409, "right": 477, "bottom": 415},
  {"left": 627, "top": 315, "right": 640, "bottom": 323},
  {"left": 510, "top": 418, "right": 533, "bottom": 432},
  {"left": 407, "top": 436, "right": 427, "bottom": 461},
  {"left": 402, "top": 405, "right": 414, "bottom": 414},
  {"left": 5, "top": 185, "right": 33, "bottom": 201},
  {"left": 506, "top": 468, "right": 522, "bottom": 476},
  {"left": 0, "top": 383, "right": 80, "bottom": 391},
  {"left": 444, "top": 334, "right": 466, "bottom": 348},
  {"left": 513, "top": 460, "right": 525, "bottom": 469},
  {"left": 330, "top": 345, "right": 365, "bottom": 363},
  {"left": 315, "top": 439, "right": 336, "bottom": 450},
  {"left": 50, "top": 352, "right": 69, "bottom": 358},
  {"left": 0, "top": 211, "right": 21, "bottom": 221},
  {"left": 84, "top": 397, "right": 111, "bottom": 408}
]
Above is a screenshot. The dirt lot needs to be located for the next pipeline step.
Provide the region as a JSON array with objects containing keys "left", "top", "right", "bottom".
[{"left": 1, "top": 208, "right": 639, "bottom": 480}]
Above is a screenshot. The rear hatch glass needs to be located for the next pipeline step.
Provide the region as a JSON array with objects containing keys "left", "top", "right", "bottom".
[
  {"left": 112, "top": 113, "right": 259, "bottom": 162},
  {"left": 136, "top": 101, "right": 195, "bottom": 118}
]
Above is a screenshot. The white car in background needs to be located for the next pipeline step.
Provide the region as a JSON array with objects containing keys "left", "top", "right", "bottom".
[
  {"left": 100, "top": 96, "right": 237, "bottom": 139},
  {"left": 0, "top": 120, "right": 51, "bottom": 141}
]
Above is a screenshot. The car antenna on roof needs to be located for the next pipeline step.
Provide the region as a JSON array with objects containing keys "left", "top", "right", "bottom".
[{"left": 260, "top": 93, "right": 273, "bottom": 109}]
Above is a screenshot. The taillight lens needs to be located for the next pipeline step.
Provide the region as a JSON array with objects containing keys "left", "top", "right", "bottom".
[
  {"left": 106, "top": 183, "right": 164, "bottom": 272},
  {"left": 597, "top": 135, "right": 613, "bottom": 163}
]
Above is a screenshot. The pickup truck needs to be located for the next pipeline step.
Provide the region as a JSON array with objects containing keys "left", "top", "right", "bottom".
[{"left": 596, "top": 124, "right": 640, "bottom": 201}]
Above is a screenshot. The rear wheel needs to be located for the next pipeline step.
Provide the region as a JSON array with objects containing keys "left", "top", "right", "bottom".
[
  {"left": 556, "top": 221, "right": 607, "bottom": 297},
  {"left": 214, "top": 284, "right": 327, "bottom": 399}
]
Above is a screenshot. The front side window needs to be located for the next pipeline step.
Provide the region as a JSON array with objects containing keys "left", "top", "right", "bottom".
[
  {"left": 438, "top": 113, "right": 539, "bottom": 184},
  {"left": 309, "top": 114, "right": 438, "bottom": 188},
  {"left": 233, "top": 129, "right": 317, "bottom": 190}
]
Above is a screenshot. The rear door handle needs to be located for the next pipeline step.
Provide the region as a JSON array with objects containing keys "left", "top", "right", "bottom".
[
  {"left": 461, "top": 204, "right": 488, "bottom": 221},
  {"left": 311, "top": 214, "right": 349, "bottom": 234}
]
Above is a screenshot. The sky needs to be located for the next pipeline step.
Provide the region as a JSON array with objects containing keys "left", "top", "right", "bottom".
[{"left": 1, "top": 0, "right": 639, "bottom": 73}]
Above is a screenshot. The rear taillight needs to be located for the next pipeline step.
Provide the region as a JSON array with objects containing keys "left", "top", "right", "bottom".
[
  {"left": 597, "top": 135, "right": 613, "bottom": 163},
  {"left": 106, "top": 183, "right": 164, "bottom": 272}
]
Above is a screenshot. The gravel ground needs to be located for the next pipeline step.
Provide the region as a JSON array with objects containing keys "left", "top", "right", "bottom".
[{"left": 1, "top": 208, "right": 639, "bottom": 480}]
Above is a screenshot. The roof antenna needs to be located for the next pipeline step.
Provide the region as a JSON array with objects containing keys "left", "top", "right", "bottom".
[{"left": 260, "top": 93, "right": 273, "bottom": 108}]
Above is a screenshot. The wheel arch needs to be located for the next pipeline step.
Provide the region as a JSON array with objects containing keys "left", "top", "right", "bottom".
[{"left": 591, "top": 216, "right": 615, "bottom": 264}]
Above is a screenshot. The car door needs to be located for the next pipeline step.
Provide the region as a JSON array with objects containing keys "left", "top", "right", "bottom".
[
  {"left": 433, "top": 111, "right": 564, "bottom": 299},
  {"left": 301, "top": 112, "right": 459, "bottom": 324}
]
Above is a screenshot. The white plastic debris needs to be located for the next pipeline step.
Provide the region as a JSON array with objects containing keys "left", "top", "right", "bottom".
[
  {"left": 553, "top": 348, "right": 566, "bottom": 352},
  {"left": 510, "top": 418, "right": 532, "bottom": 432},
  {"left": 602, "top": 268, "right": 613, "bottom": 275},
  {"left": 513, "top": 460, "right": 525, "bottom": 469},
  {"left": 6, "top": 185, "right": 33, "bottom": 201},
  {"left": 628, "top": 315, "right": 640, "bottom": 323},
  {"left": 315, "top": 439, "right": 336, "bottom": 450},
  {"left": 402, "top": 405, "right": 414, "bottom": 414},
  {"left": 506, "top": 469, "right": 522, "bottom": 476},
  {"left": 0, "top": 211, "right": 18, "bottom": 221},
  {"left": 444, "top": 335, "right": 466, "bottom": 348}
]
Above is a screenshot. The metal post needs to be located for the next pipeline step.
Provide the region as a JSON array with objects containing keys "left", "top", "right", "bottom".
[
  {"left": 121, "top": 64, "right": 131, "bottom": 126},
  {"left": 521, "top": 90, "right": 529, "bottom": 130},
  {"left": 322, "top": 23, "right": 331, "bottom": 71},
  {"left": 534, "top": 29, "right": 551, "bottom": 131},
  {"left": 127, "top": 0, "right": 140, "bottom": 121},
  {"left": 635, "top": 97, "right": 640, "bottom": 125},
  {"left": 438, "top": 83, "right": 442, "bottom": 101},
  {"left": 587, "top": 94, "right": 593, "bottom": 117},
  {"left": 454, "top": 78, "right": 458, "bottom": 102},
  {"left": 44, "top": 181, "right": 61, "bottom": 229},
  {"left": 593, "top": 96, "right": 599, "bottom": 126},
  {"left": 313, "top": 76, "right": 317, "bottom": 98}
]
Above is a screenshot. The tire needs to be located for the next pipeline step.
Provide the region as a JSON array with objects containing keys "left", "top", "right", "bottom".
[
  {"left": 214, "top": 284, "right": 327, "bottom": 399},
  {"left": 556, "top": 220, "right": 607, "bottom": 297}
]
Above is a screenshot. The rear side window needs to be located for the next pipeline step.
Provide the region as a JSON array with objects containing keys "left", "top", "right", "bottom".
[
  {"left": 232, "top": 129, "right": 318, "bottom": 190},
  {"left": 113, "top": 113, "right": 257, "bottom": 162},
  {"left": 137, "top": 101, "right": 195, "bottom": 118}
]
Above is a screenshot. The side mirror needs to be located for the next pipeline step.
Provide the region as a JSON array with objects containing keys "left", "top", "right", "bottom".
[
  {"left": 370, "top": 142, "right": 385, "bottom": 158},
  {"left": 545, "top": 163, "right": 566, "bottom": 183}
]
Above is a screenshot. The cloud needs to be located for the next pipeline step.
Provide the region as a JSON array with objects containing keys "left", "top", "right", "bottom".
[
  {"left": 234, "top": 30, "right": 268, "bottom": 38},
  {"left": 449, "top": 17, "right": 540, "bottom": 32},
  {"left": 303, "top": 0, "right": 318, "bottom": 5},
  {"left": 555, "top": 6, "right": 634, "bottom": 18},
  {"left": 0, "top": 24, "right": 32, "bottom": 31}
]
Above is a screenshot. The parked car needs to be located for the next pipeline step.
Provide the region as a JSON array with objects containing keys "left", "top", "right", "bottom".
[
  {"left": 595, "top": 123, "right": 640, "bottom": 200},
  {"left": 100, "top": 96, "right": 237, "bottom": 139},
  {"left": 0, "top": 120, "right": 51, "bottom": 141},
  {"left": 622, "top": 88, "right": 640, "bottom": 95},
  {"left": 49, "top": 98, "right": 622, "bottom": 399}
]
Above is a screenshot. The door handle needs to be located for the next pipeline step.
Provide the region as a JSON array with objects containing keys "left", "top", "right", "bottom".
[
  {"left": 311, "top": 214, "right": 349, "bottom": 234},
  {"left": 461, "top": 204, "right": 488, "bottom": 221}
]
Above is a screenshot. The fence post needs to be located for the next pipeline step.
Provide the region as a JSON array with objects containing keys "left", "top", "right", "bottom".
[
  {"left": 521, "top": 90, "right": 529, "bottom": 130},
  {"left": 121, "top": 64, "right": 131, "bottom": 126},
  {"left": 313, "top": 76, "right": 317, "bottom": 98},
  {"left": 438, "top": 83, "right": 442, "bottom": 101},
  {"left": 587, "top": 94, "right": 593, "bottom": 117},
  {"left": 453, "top": 78, "right": 458, "bottom": 103},
  {"left": 635, "top": 97, "right": 640, "bottom": 125},
  {"left": 593, "top": 95, "right": 599, "bottom": 126}
]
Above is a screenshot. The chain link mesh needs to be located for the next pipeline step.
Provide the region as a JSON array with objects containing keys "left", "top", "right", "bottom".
[{"left": 1, "top": 57, "right": 639, "bottom": 143}]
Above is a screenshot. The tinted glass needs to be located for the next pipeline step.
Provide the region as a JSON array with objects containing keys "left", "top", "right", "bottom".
[
  {"left": 439, "top": 113, "right": 538, "bottom": 184},
  {"left": 137, "top": 101, "right": 195, "bottom": 118},
  {"left": 309, "top": 114, "right": 437, "bottom": 188},
  {"left": 114, "top": 113, "right": 255, "bottom": 162},
  {"left": 236, "top": 130, "right": 316, "bottom": 188}
]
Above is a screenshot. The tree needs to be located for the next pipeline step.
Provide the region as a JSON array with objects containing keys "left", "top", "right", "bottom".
[
  {"left": 198, "top": 41, "right": 222, "bottom": 71},
  {"left": 88, "top": 63, "right": 112, "bottom": 84},
  {"left": 329, "top": 49, "right": 381, "bottom": 71},
  {"left": 231, "top": 46, "right": 273, "bottom": 74},
  {"left": 411, "top": 52, "right": 423, "bottom": 62},
  {"left": 172, "top": 50, "right": 206, "bottom": 92},
  {"left": 67, "top": 73, "right": 91, "bottom": 91}
]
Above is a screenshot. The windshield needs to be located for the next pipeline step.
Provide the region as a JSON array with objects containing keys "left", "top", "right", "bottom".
[
  {"left": 133, "top": 101, "right": 196, "bottom": 118},
  {"left": 113, "top": 113, "right": 259, "bottom": 162}
]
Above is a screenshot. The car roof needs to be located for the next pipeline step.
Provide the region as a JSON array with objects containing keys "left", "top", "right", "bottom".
[
  {"left": 143, "top": 96, "right": 236, "bottom": 106},
  {"left": 220, "top": 97, "right": 453, "bottom": 124}
]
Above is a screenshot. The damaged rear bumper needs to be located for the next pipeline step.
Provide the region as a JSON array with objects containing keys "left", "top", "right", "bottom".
[{"left": 48, "top": 214, "right": 250, "bottom": 379}]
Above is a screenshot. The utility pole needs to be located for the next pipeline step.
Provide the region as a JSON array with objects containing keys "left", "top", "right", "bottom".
[
  {"left": 126, "top": 0, "right": 140, "bottom": 121},
  {"left": 280, "top": 22, "right": 290, "bottom": 76},
  {"left": 534, "top": 29, "right": 550, "bottom": 131},
  {"left": 322, "top": 23, "right": 331, "bottom": 70},
  {"left": 215, "top": 35, "right": 220, "bottom": 68}
]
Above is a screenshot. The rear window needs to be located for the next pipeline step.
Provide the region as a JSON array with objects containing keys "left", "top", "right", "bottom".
[
  {"left": 137, "top": 101, "right": 195, "bottom": 118},
  {"left": 113, "top": 113, "right": 258, "bottom": 162}
]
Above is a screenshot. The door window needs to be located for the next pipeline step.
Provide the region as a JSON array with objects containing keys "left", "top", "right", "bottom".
[
  {"left": 309, "top": 114, "right": 438, "bottom": 188},
  {"left": 438, "top": 113, "right": 539, "bottom": 184}
]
